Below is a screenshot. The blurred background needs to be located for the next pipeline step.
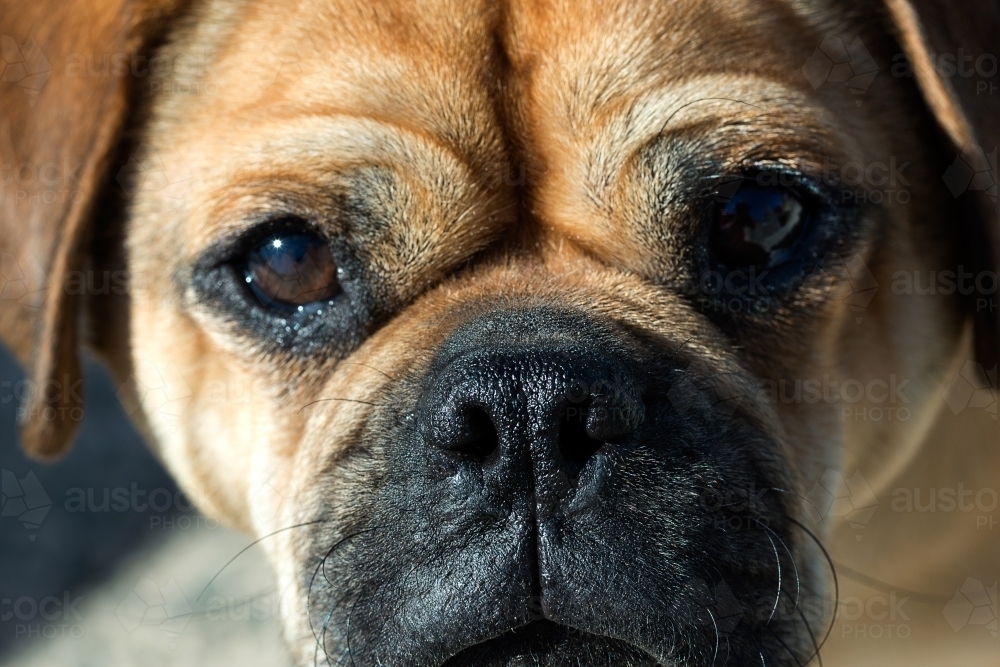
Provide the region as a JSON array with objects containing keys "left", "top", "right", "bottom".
[{"left": 0, "top": 343, "right": 290, "bottom": 666}]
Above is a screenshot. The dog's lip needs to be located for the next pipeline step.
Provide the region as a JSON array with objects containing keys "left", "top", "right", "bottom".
[{"left": 437, "top": 619, "right": 666, "bottom": 667}]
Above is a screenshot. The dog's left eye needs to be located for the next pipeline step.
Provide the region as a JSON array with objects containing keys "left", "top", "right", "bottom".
[
  {"left": 244, "top": 233, "right": 340, "bottom": 308},
  {"left": 709, "top": 182, "right": 809, "bottom": 269}
]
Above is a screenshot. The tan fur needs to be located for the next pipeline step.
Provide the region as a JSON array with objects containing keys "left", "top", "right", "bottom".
[{"left": 0, "top": 0, "right": 997, "bottom": 664}]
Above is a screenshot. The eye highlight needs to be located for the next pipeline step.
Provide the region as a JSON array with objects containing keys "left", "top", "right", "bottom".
[
  {"left": 244, "top": 232, "right": 340, "bottom": 309},
  {"left": 710, "top": 181, "right": 809, "bottom": 269}
]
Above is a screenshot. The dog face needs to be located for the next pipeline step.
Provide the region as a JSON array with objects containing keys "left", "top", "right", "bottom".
[{"left": 2, "top": 0, "right": 997, "bottom": 665}]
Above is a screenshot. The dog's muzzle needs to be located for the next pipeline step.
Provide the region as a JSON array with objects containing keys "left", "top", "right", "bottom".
[{"left": 304, "top": 308, "right": 812, "bottom": 667}]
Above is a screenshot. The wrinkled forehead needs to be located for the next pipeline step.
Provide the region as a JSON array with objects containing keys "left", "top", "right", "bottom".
[
  {"left": 149, "top": 0, "right": 881, "bottom": 258},
  {"left": 161, "top": 0, "right": 509, "bottom": 177},
  {"left": 188, "top": 0, "right": 848, "bottom": 141}
]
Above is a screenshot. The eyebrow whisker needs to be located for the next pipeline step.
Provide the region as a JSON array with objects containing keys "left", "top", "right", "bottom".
[
  {"left": 340, "top": 362, "right": 397, "bottom": 381},
  {"left": 298, "top": 398, "right": 386, "bottom": 413},
  {"left": 659, "top": 96, "right": 765, "bottom": 135}
]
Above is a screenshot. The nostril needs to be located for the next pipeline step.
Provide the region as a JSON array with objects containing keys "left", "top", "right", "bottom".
[
  {"left": 558, "top": 403, "right": 604, "bottom": 470},
  {"left": 446, "top": 405, "right": 500, "bottom": 461}
]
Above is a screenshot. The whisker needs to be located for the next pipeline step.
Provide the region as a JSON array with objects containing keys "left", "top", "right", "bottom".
[
  {"left": 342, "top": 571, "right": 369, "bottom": 667},
  {"left": 307, "top": 527, "right": 379, "bottom": 651},
  {"left": 784, "top": 516, "right": 839, "bottom": 664},
  {"left": 658, "top": 97, "right": 765, "bottom": 135},
  {"left": 752, "top": 518, "right": 801, "bottom": 613},
  {"left": 794, "top": 600, "right": 824, "bottom": 667},
  {"left": 668, "top": 336, "right": 695, "bottom": 361},
  {"left": 764, "top": 626, "right": 805, "bottom": 667},
  {"left": 767, "top": 487, "right": 824, "bottom": 526},
  {"left": 706, "top": 607, "right": 720, "bottom": 666},
  {"left": 312, "top": 505, "right": 439, "bottom": 666},
  {"left": 306, "top": 526, "right": 380, "bottom": 664},
  {"left": 197, "top": 519, "right": 330, "bottom": 602},
  {"left": 760, "top": 530, "right": 782, "bottom": 626},
  {"left": 298, "top": 397, "right": 386, "bottom": 414},
  {"left": 692, "top": 370, "right": 756, "bottom": 386},
  {"left": 318, "top": 578, "right": 360, "bottom": 667},
  {"left": 341, "top": 362, "right": 397, "bottom": 381}
]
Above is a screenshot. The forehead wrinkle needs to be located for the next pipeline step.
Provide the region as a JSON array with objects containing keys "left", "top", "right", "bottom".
[
  {"left": 536, "top": 75, "right": 858, "bottom": 224},
  {"left": 505, "top": 0, "right": 830, "bottom": 114},
  {"left": 281, "top": 0, "right": 509, "bottom": 172},
  {"left": 222, "top": 113, "right": 495, "bottom": 192},
  {"left": 501, "top": 0, "right": 872, "bottom": 211},
  {"left": 166, "top": 0, "right": 511, "bottom": 191}
]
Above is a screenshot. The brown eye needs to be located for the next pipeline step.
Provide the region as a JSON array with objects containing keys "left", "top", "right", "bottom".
[
  {"left": 710, "top": 183, "right": 807, "bottom": 269},
  {"left": 244, "top": 233, "right": 340, "bottom": 308}
]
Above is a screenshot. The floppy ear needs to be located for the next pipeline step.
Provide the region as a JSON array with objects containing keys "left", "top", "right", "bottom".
[
  {"left": 882, "top": 0, "right": 1000, "bottom": 372},
  {"left": 0, "top": 0, "right": 183, "bottom": 460}
]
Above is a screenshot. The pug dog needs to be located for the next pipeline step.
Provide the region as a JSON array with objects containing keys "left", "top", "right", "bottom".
[{"left": 1, "top": 0, "right": 997, "bottom": 664}]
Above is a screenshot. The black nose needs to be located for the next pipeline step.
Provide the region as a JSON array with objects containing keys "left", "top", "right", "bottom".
[{"left": 420, "top": 344, "right": 645, "bottom": 509}]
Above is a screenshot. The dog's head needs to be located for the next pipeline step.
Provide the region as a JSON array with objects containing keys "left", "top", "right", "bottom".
[{"left": 2, "top": 0, "right": 997, "bottom": 665}]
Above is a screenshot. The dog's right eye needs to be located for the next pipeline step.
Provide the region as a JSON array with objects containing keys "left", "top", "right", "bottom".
[
  {"left": 191, "top": 220, "right": 369, "bottom": 354},
  {"left": 709, "top": 182, "right": 810, "bottom": 270},
  {"left": 244, "top": 232, "right": 341, "bottom": 309}
]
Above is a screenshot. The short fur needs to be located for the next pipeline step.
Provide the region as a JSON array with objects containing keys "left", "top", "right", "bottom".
[{"left": 1, "top": 0, "right": 997, "bottom": 664}]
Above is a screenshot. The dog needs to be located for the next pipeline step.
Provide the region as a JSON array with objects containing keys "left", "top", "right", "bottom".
[{"left": 1, "top": 0, "right": 997, "bottom": 664}]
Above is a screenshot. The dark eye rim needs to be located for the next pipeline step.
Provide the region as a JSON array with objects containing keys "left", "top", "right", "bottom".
[
  {"left": 686, "top": 164, "right": 868, "bottom": 312},
  {"left": 704, "top": 165, "right": 862, "bottom": 263},
  {"left": 189, "top": 214, "right": 370, "bottom": 355},
  {"left": 193, "top": 213, "right": 331, "bottom": 269}
]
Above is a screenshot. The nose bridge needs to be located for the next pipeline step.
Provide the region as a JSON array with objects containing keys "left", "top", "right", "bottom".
[
  {"left": 422, "top": 345, "right": 597, "bottom": 457},
  {"left": 470, "top": 346, "right": 593, "bottom": 439}
]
